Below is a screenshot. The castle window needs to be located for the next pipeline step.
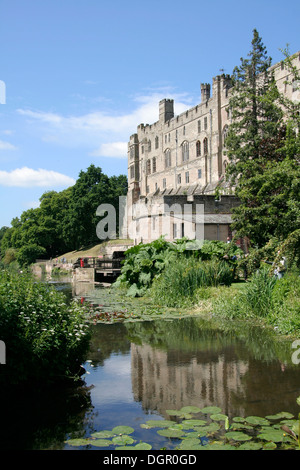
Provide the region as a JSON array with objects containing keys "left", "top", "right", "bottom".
[
  {"left": 196, "top": 140, "right": 201, "bottom": 157},
  {"left": 130, "top": 146, "right": 134, "bottom": 159},
  {"left": 155, "top": 136, "right": 159, "bottom": 149},
  {"left": 183, "top": 126, "right": 186, "bottom": 136},
  {"left": 141, "top": 145, "right": 144, "bottom": 154},
  {"left": 223, "top": 125, "right": 229, "bottom": 146},
  {"left": 203, "top": 137, "right": 208, "bottom": 155},
  {"left": 177, "top": 174, "right": 181, "bottom": 185},
  {"left": 204, "top": 117, "right": 208, "bottom": 130},
  {"left": 148, "top": 140, "right": 151, "bottom": 152},
  {"left": 182, "top": 141, "right": 189, "bottom": 162},
  {"left": 198, "top": 120, "right": 201, "bottom": 133},
  {"left": 152, "top": 157, "right": 156, "bottom": 173},
  {"left": 147, "top": 159, "right": 151, "bottom": 175},
  {"left": 185, "top": 171, "right": 189, "bottom": 184},
  {"left": 198, "top": 169, "right": 202, "bottom": 179},
  {"left": 130, "top": 166, "right": 135, "bottom": 180},
  {"left": 163, "top": 178, "right": 166, "bottom": 189},
  {"left": 165, "top": 149, "right": 171, "bottom": 168}
]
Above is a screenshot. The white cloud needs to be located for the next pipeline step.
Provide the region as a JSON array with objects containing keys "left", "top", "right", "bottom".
[
  {"left": 0, "top": 140, "right": 17, "bottom": 151},
  {"left": 16, "top": 90, "right": 195, "bottom": 156},
  {"left": 90, "top": 142, "right": 127, "bottom": 158},
  {"left": 0, "top": 167, "right": 76, "bottom": 188}
]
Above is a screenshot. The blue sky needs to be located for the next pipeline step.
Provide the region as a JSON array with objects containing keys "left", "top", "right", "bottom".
[{"left": 0, "top": 0, "right": 299, "bottom": 227}]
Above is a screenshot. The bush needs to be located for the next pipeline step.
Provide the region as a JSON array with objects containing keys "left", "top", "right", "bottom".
[{"left": 0, "top": 271, "right": 90, "bottom": 385}]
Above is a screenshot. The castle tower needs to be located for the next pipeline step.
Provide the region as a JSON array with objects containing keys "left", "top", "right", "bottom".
[
  {"left": 201, "top": 83, "right": 211, "bottom": 102},
  {"left": 159, "top": 99, "right": 174, "bottom": 123}
]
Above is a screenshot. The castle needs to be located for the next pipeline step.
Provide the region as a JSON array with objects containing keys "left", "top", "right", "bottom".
[{"left": 125, "top": 53, "right": 300, "bottom": 246}]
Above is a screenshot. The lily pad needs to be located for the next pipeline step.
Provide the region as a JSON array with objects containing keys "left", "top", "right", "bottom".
[
  {"left": 180, "top": 406, "right": 201, "bottom": 414},
  {"left": 143, "top": 419, "right": 174, "bottom": 429},
  {"left": 265, "top": 412, "right": 294, "bottom": 420},
  {"left": 179, "top": 438, "right": 201, "bottom": 449},
  {"left": 157, "top": 428, "right": 185, "bottom": 438},
  {"left": 238, "top": 442, "right": 263, "bottom": 450},
  {"left": 134, "top": 442, "right": 152, "bottom": 450},
  {"left": 245, "top": 416, "right": 270, "bottom": 426},
  {"left": 91, "top": 430, "right": 116, "bottom": 439},
  {"left": 210, "top": 413, "right": 228, "bottom": 422},
  {"left": 257, "top": 430, "right": 284, "bottom": 442},
  {"left": 112, "top": 435, "right": 135, "bottom": 445},
  {"left": 203, "top": 443, "right": 236, "bottom": 450},
  {"left": 182, "top": 419, "right": 207, "bottom": 428},
  {"left": 200, "top": 406, "right": 222, "bottom": 415},
  {"left": 112, "top": 425, "right": 134, "bottom": 435},
  {"left": 65, "top": 438, "right": 92, "bottom": 447},
  {"left": 225, "top": 431, "right": 252, "bottom": 441},
  {"left": 92, "top": 439, "right": 112, "bottom": 447}
]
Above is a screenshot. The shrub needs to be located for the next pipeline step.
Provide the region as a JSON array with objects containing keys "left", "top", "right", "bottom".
[{"left": 0, "top": 271, "right": 90, "bottom": 385}]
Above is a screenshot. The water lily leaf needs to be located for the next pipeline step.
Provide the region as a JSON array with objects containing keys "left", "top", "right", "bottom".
[
  {"left": 257, "top": 430, "right": 284, "bottom": 442},
  {"left": 233, "top": 416, "right": 246, "bottom": 423},
  {"left": 231, "top": 423, "right": 253, "bottom": 431},
  {"left": 92, "top": 439, "right": 112, "bottom": 447},
  {"left": 203, "top": 443, "right": 236, "bottom": 450},
  {"left": 112, "top": 425, "right": 134, "bottom": 435},
  {"left": 245, "top": 416, "right": 269, "bottom": 426},
  {"left": 182, "top": 419, "right": 207, "bottom": 428},
  {"left": 225, "top": 431, "right": 252, "bottom": 441},
  {"left": 179, "top": 438, "right": 201, "bottom": 449},
  {"left": 265, "top": 412, "right": 294, "bottom": 420},
  {"left": 238, "top": 442, "right": 263, "bottom": 450},
  {"left": 65, "top": 438, "right": 92, "bottom": 447},
  {"left": 210, "top": 413, "right": 228, "bottom": 421},
  {"left": 200, "top": 406, "right": 222, "bottom": 414},
  {"left": 263, "top": 441, "right": 277, "bottom": 450},
  {"left": 91, "top": 430, "right": 116, "bottom": 439},
  {"left": 157, "top": 428, "right": 185, "bottom": 438},
  {"left": 134, "top": 442, "right": 152, "bottom": 450},
  {"left": 144, "top": 419, "right": 174, "bottom": 428},
  {"left": 180, "top": 406, "right": 201, "bottom": 414},
  {"left": 112, "top": 435, "right": 135, "bottom": 445}
]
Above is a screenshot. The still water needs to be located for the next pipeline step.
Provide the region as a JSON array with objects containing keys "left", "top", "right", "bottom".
[{"left": 1, "top": 281, "right": 299, "bottom": 450}]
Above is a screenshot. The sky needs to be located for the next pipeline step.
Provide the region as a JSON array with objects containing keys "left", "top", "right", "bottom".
[{"left": 0, "top": 0, "right": 299, "bottom": 228}]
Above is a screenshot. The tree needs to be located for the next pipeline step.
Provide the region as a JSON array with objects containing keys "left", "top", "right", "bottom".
[{"left": 225, "top": 30, "right": 300, "bottom": 246}]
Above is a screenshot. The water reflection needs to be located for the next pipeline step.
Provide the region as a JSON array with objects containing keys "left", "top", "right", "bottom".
[{"left": 83, "top": 317, "right": 299, "bottom": 442}]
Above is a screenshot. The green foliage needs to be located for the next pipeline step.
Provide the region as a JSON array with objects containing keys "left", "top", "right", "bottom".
[
  {"left": 150, "top": 257, "right": 234, "bottom": 308},
  {"left": 0, "top": 165, "right": 128, "bottom": 265},
  {"left": 212, "top": 269, "right": 300, "bottom": 334},
  {"left": 65, "top": 397, "right": 300, "bottom": 450},
  {"left": 0, "top": 271, "right": 90, "bottom": 384},
  {"left": 115, "top": 238, "right": 240, "bottom": 299},
  {"left": 225, "top": 31, "right": 300, "bottom": 246}
]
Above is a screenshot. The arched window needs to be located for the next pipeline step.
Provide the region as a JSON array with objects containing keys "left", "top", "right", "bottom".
[
  {"left": 203, "top": 137, "right": 208, "bottom": 155},
  {"left": 196, "top": 140, "right": 201, "bottom": 157},
  {"left": 182, "top": 141, "right": 189, "bottom": 162},
  {"left": 155, "top": 136, "right": 159, "bottom": 149}
]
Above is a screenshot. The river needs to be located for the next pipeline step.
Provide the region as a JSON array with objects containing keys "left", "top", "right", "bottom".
[{"left": 0, "top": 280, "right": 299, "bottom": 450}]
